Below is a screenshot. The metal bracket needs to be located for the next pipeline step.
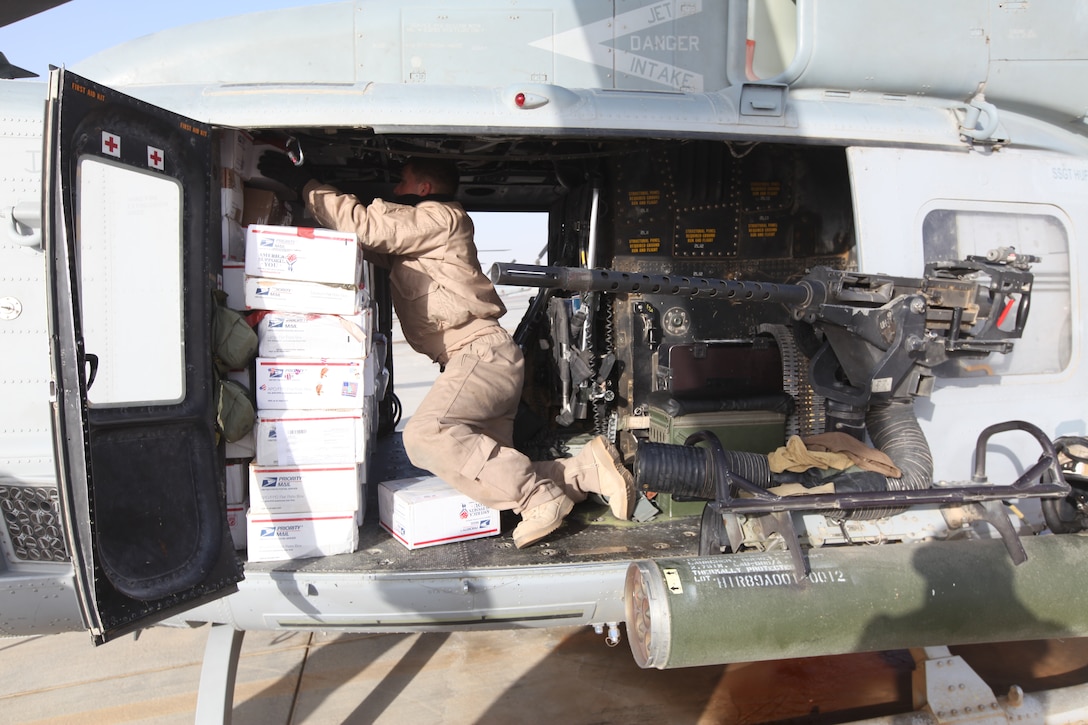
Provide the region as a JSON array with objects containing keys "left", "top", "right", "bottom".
[
  {"left": 955, "top": 501, "right": 1028, "bottom": 565},
  {"left": 959, "top": 95, "right": 1001, "bottom": 144},
  {"left": 3, "top": 200, "right": 42, "bottom": 249},
  {"left": 911, "top": 646, "right": 1043, "bottom": 724}
]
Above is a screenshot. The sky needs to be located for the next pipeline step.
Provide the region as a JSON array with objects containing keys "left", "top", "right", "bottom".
[
  {"left": 0, "top": 0, "right": 547, "bottom": 268},
  {"left": 0, "top": 0, "right": 335, "bottom": 79}
]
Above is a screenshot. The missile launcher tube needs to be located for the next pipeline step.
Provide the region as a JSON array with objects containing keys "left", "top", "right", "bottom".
[{"left": 625, "top": 535, "right": 1088, "bottom": 669}]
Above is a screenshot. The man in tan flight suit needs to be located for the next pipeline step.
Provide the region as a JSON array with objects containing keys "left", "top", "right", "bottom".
[{"left": 259, "top": 154, "right": 635, "bottom": 547}]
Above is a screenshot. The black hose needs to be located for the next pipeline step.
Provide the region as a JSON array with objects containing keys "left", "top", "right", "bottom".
[
  {"left": 634, "top": 442, "right": 771, "bottom": 499},
  {"left": 841, "top": 398, "right": 933, "bottom": 520},
  {"left": 633, "top": 398, "right": 933, "bottom": 520}
]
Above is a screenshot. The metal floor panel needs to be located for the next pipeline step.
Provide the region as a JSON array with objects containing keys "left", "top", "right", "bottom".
[{"left": 245, "top": 431, "right": 705, "bottom": 576}]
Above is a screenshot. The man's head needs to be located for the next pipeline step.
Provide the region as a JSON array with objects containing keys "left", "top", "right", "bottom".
[{"left": 394, "top": 157, "right": 460, "bottom": 198}]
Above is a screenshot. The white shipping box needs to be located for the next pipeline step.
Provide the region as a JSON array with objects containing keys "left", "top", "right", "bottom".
[
  {"left": 226, "top": 502, "right": 248, "bottom": 550},
  {"left": 255, "top": 358, "right": 367, "bottom": 410},
  {"left": 220, "top": 129, "right": 254, "bottom": 176},
  {"left": 246, "top": 511, "right": 359, "bottom": 562},
  {"left": 222, "top": 217, "right": 245, "bottom": 262},
  {"left": 244, "top": 276, "right": 365, "bottom": 315},
  {"left": 245, "top": 225, "right": 361, "bottom": 285},
  {"left": 378, "top": 476, "right": 501, "bottom": 550},
  {"left": 257, "top": 309, "right": 372, "bottom": 359},
  {"left": 221, "top": 261, "right": 246, "bottom": 309},
  {"left": 221, "top": 167, "right": 244, "bottom": 224},
  {"left": 225, "top": 461, "right": 248, "bottom": 504},
  {"left": 249, "top": 463, "right": 363, "bottom": 515},
  {"left": 255, "top": 409, "right": 367, "bottom": 466}
]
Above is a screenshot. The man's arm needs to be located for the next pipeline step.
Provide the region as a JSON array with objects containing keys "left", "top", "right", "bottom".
[{"left": 304, "top": 181, "right": 459, "bottom": 260}]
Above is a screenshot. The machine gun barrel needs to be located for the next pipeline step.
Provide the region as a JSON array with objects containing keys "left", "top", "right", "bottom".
[{"left": 490, "top": 263, "right": 816, "bottom": 309}]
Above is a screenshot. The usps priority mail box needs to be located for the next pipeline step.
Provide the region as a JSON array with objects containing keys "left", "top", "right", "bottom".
[
  {"left": 257, "top": 309, "right": 372, "bottom": 359},
  {"left": 249, "top": 463, "right": 363, "bottom": 515},
  {"left": 244, "top": 276, "right": 365, "bottom": 316},
  {"left": 255, "top": 409, "right": 367, "bottom": 466},
  {"left": 246, "top": 511, "right": 359, "bottom": 562},
  {"left": 255, "top": 358, "right": 366, "bottom": 409},
  {"left": 378, "top": 476, "right": 500, "bottom": 550},
  {"left": 245, "top": 225, "right": 361, "bottom": 285}
]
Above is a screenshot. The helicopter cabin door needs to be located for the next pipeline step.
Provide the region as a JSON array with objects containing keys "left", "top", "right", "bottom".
[{"left": 44, "top": 69, "right": 242, "bottom": 644}]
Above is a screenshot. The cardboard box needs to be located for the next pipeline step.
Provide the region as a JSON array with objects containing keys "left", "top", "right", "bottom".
[
  {"left": 249, "top": 463, "right": 363, "bottom": 515},
  {"left": 222, "top": 217, "right": 245, "bottom": 262},
  {"left": 220, "top": 129, "right": 254, "bottom": 176},
  {"left": 255, "top": 409, "right": 367, "bottom": 466},
  {"left": 378, "top": 476, "right": 501, "bottom": 550},
  {"left": 257, "top": 310, "right": 372, "bottom": 359},
  {"left": 246, "top": 510, "right": 359, "bottom": 562},
  {"left": 220, "top": 261, "right": 246, "bottom": 308},
  {"left": 241, "top": 188, "right": 286, "bottom": 227},
  {"left": 226, "top": 502, "right": 248, "bottom": 550},
  {"left": 225, "top": 461, "right": 248, "bottom": 504},
  {"left": 221, "top": 167, "right": 244, "bottom": 223},
  {"left": 245, "top": 225, "right": 361, "bottom": 285},
  {"left": 244, "top": 276, "right": 365, "bottom": 315},
  {"left": 255, "top": 358, "right": 367, "bottom": 410}
]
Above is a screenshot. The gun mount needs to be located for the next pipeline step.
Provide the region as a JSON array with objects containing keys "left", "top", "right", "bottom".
[
  {"left": 493, "top": 253, "right": 1061, "bottom": 576},
  {"left": 492, "top": 253, "right": 1035, "bottom": 408}
]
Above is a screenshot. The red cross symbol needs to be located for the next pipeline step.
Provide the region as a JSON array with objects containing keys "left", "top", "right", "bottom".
[
  {"left": 147, "top": 146, "right": 165, "bottom": 171},
  {"left": 101, "top": 131, "right": 120, "bottom": 157}
]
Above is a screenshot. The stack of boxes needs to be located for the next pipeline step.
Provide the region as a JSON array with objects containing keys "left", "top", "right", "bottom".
[
  {"left": 243, "top": 224, "right": 381, "bottom": 562},
  {"left": 219, "top": 129, "right": 279, "bottom": 552},
  {"left": 215, "top": 130, "right": 499, "bottom": 556},
  {"left": 219, "top": 130, "right": 292, "bottom": 311}
]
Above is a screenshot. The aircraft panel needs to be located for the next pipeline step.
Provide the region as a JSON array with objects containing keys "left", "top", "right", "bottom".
[
  {"left": 777, "top": 0, "right": 990, "bottom": 99},
  {"left": 848, "top": 145, "right": 1087, "bottom": 483},
  {"left": 0, "top": 81, "right": 54, "bottom": 481},
  {"left": 0, "top": 1, "right": 71, "bottom": 28},
  {"left": 44, "top": 70, "right": 242, "bottom": 643}
]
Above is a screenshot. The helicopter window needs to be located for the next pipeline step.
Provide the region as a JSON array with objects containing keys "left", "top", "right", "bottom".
[
  {"left": 76, "top": 157, "right": 185, "bottom": 406},
  {"left": 746, "top": 0, "right": 799, "bottom": 80},
  {"left": 922, "top": 207, "right": 1071, "bottom": 376}
]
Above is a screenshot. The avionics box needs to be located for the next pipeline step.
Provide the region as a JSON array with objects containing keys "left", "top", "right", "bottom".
[
  {"left": 378, "top": 476, "right": 500, "bottom": 550},
  {"left": 244, "top": 224, "right": 361, "bottom": 285}
]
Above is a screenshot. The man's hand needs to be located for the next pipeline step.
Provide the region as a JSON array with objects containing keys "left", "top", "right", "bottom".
[{"left": 257, "top": 151, "right": 313, "bottom": 199}]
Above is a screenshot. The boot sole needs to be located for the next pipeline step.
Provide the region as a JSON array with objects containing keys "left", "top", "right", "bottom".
[{"left": 513, "top": 497, "right": 575, "bottom": 548}]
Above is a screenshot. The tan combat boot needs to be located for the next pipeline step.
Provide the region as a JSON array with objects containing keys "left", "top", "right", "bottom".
[
  {"left": 512, "top": 496, "right": 575, "bottom": 549},
  {"left": 584, "top": 436, "right": 636, "bottom": 520}
]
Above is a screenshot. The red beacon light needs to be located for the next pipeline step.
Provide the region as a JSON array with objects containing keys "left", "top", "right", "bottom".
[{"left": 513, "top": 91, "right": 548, "bottom": 109}]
